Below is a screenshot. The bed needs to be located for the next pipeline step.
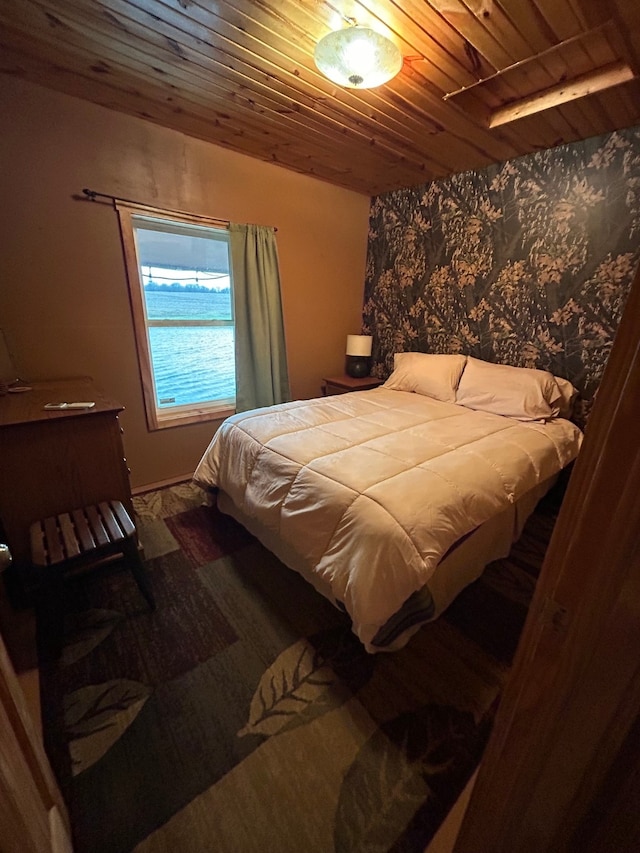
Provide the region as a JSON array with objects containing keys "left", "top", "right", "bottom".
[{"left": 194, "top": 354, "right": 583, "bottom": 652}]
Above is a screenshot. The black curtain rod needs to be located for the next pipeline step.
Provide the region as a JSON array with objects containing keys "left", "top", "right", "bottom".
[
  {"left": 80, "top": 188, "right": 229, "bottom": 225},
  {"left": 80, "top": 188, "right": 277, "bottom": 231}
]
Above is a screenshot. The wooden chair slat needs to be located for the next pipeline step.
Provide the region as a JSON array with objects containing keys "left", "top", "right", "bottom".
[
  {"left": 43, "top": 516, "right": 64, "bottom": 564},
  {"left": 86, "top": 504, "right": 109, "bottom": 547},
  {"left": 112, "top": 500, "right": 135, "bottom": 538},
  {"left": 58, "top": 513, "right": 80, "bottom": 560},
  {"left": 98, "top": 501, "right": 123, "bottom": 543},
  {"left": 71, "top": 508, "right": 95, "bottom": 552}
]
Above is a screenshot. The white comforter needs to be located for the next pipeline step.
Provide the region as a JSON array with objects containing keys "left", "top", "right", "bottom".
[{"left": 194, "top": 388, "right": 582, "bottom": 649}]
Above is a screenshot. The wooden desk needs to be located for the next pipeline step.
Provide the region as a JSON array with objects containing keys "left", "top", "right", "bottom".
[
  {"left": 321, "top": 374, "right": 384, "bottom": 396},
  {"left": 0, "top": 378, "right": 133, "bottom": 566}
]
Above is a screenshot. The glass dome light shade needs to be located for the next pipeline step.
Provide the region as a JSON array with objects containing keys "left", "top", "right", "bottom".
[{"left": 314, "top": 26, "right": 402, "bottom": 89}]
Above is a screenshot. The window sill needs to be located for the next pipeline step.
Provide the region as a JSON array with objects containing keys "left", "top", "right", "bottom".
[{"left": 149, "top": 405, "right": 235, "bottom": 431}]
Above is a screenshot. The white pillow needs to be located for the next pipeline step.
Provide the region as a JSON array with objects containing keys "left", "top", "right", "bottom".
[
  {"left": 455, "top": 357, "right": 563, "bottom": 421},
  {"left": 383, "top": 352, "right": 467, "bottom": 403}
]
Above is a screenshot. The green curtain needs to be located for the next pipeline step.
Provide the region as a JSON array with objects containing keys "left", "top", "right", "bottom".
[{"left": 229, "top": 223, "right": 291, "bottom": 412}]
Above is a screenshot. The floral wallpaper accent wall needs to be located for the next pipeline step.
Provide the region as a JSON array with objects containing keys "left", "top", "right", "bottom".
[{"left": 363, "top": 126, "right": 640, "bottom": 423}]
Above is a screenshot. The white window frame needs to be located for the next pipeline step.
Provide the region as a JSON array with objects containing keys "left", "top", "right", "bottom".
[{"left": 117, "top": 202, "right": 236, "bottom": 431}]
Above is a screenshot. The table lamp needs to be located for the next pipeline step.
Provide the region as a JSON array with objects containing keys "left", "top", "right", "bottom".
[{"left": 345, "top": 334, "right": 372, "bottom": 378}]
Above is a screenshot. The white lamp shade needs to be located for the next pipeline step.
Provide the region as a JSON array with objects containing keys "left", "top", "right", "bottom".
[
  {"left": 346, "top": 335, "right": 372, "bottom": 356},
  {"left": 314, "top": 27, "right": 402, "bottom": 89}
]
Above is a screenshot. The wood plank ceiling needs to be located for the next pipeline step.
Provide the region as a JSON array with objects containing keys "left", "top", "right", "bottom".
[{"left": 1, "top": 0, "right": 639, "bottom": 196}]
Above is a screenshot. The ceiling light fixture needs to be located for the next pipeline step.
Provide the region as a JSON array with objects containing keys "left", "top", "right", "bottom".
[{"left": 314, "top": 23, "right": 402, "bottom": 89}]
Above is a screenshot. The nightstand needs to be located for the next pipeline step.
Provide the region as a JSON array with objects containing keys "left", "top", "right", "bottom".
[{"left": 322, "top": 375, "right": 384, "bottom": 396}]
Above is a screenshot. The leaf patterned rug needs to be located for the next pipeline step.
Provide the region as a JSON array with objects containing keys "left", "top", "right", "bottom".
[{"left": 38, "top": 481, "right": 557, "bottom": 853}]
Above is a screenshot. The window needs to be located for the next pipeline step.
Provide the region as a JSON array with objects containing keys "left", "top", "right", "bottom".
[{"left": 118, "top": 205, "right": 235, "bottom": 430}]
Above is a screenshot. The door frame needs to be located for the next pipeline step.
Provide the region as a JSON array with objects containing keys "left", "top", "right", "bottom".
[
  {"left": 0, "top": 630, "right": 72, "bottom": 853},
  {"left": 455, "top": 260, "right": 640, "bottom": 850}
]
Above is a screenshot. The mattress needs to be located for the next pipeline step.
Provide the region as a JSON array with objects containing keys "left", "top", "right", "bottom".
[{"left": 194, "top": 388, "right": 582, "bottom": 651}]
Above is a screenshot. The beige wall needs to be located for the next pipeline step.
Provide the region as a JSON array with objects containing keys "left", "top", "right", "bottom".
[{"left": 0, "top": 78, "right": 370, "bottom": 488}]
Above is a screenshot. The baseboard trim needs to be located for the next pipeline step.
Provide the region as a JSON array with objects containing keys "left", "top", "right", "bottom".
[{"left": 132, "top": 475, "right": 194, "bottom": 496}]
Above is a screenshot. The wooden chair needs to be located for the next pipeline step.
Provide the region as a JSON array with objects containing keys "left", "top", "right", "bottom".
[{"left": 30, "top": 500, "right": 155, "bottom": 658}]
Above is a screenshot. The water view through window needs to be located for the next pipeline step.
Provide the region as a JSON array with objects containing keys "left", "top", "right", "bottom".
[
  {"left": 118, "top": 206, "right": 235, "bottom": 429},
  {"left": 144, "top": 285, "right": 236, "bottom": 408},
  {"left": 131, "top": 214, "right": 235, "bottom": 418}
]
